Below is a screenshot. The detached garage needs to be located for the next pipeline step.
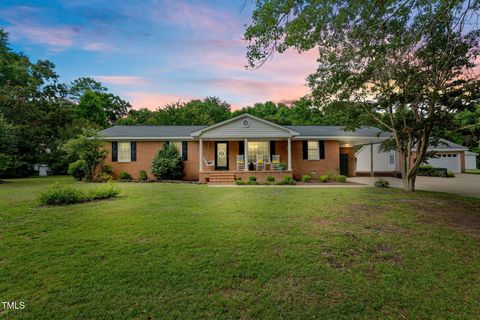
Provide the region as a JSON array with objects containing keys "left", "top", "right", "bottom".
[
  {"left": 465, "top": 151, "right": 478, "bottom": 170},
  {"left": 425, "top": 153, "right": 461, "bottom": 173}
]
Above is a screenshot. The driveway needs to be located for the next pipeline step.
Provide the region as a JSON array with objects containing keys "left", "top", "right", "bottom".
[{"left": 350, "top": 174, "right": 480, "bottom": 197}]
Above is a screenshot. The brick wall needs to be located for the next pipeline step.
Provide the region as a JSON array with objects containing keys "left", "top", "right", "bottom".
[
  {"left": 104, "top": 141, "right": 200, "bottom": 180},
  {"left": 291, "top": 140, "right": 341, "bottom": 180}
]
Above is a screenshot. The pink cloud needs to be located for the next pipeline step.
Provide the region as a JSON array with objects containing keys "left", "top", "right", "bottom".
[
  {"left": 6, "top": 23, "right": 79, "bottom": 51},
  {"left": 125, "top": 91, "right": 197, "bottom": 109},
  {"left": 151, "top": 0, "right": 237, "bottom": 32},
  {"left": 94, "top": 76, "right": 151, "bottom": 86},
  {"left": 83, "top": 42, "right": 117, "bottom": 52}
]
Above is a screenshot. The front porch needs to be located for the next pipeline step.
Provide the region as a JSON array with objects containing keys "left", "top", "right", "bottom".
[{"left": 197, "top": 138, "right": 293, "bottom": 184}]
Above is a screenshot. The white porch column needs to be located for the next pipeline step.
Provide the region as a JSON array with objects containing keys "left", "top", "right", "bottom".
[
  {"left": 287, "top": 137, "right": 292, "bottom": 170},
  {"left": 244, "top": 138, "right": 249, "bottom": 171},
  {"left": 199, "top": 138, "right": 203, "bottom": 172},
  {"left": 370, "top": 144, "right": 374, "bottom": 177}
]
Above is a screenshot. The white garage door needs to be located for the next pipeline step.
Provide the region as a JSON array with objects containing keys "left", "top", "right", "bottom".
[{"left": 426, "top": 153, "right": 461, "bottom": 172}]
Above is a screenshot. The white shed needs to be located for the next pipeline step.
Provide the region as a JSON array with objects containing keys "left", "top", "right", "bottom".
[{"left": 465, "top": 151, "right": 478, "bottom": 170}]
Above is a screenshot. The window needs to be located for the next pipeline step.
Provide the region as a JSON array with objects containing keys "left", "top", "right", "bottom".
[
  {"left": 170, "top": 141, "right": 182, "bottom": 154},
  {"left": 247, "top": 141, "right": 269, "bottom": 163},
  {"left": 389, "top": 154, "right": 395, "bottom": 165},
  {"left": 307, "top": 141, "right": 319, "bottom": 160},
  {"left": 452, "top": 154, "right": 457, "bottom": 157},
  {"left": 118, "top": 142, "right": 131, "bottom": 162}
]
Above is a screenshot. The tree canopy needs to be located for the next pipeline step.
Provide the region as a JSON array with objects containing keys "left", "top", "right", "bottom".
[{"left": 245, "top": 0, "right": 480, "bottom": 191}]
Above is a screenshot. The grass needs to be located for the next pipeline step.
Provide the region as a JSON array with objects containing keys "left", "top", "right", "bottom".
[
  {"left": 1, "top": 176, "right": 480, "bottom": 319},
  {"left": 465, "top": 169, "right": 480, "bottom": 174}
]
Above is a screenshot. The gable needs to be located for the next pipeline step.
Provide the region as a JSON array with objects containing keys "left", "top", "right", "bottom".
[{"left": 193, "top": 115, "right": 296, "bottom": 139}]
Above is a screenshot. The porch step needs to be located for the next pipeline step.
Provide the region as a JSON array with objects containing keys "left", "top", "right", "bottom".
[{"left": 208, "top": 173, "right": 236, "bottom": 185}]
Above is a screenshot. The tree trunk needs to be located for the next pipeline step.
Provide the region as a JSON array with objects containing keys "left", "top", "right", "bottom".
[
  {"left": 400, "top": 150, "right": 417, "bottom": 192},
  {"left": 403, "top": 171, "right": 416, "bottom": 192}
]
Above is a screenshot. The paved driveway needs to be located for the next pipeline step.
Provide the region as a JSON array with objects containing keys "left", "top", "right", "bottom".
[{"left": 350, "top": 174, "right": 480, "bottom": 197}]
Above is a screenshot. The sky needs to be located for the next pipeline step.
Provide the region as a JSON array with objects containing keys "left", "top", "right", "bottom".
[{"left": 0, "top": 0, "right": 319, "bottom": 110}]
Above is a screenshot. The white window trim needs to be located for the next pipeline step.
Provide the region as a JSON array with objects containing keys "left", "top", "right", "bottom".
[
  {"left": 307, "top": 140, "right": 319, "bottom": 160},
  {"left": 118, "top": 141, "right": 131, "bottom": 163}
]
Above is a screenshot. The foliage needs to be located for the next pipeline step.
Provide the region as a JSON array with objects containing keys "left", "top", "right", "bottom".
[
  {"left": 375, "top": 179, "right": 390, "bottom": 188},
  {"left": 447, "top": 171, "right": 456, "bottom": 178},
  {"left": 37, "top": 182, "right": 119, "bottom": 205},
  {"left": 37, "top": 183, "right": 86, "bottom": 205},
  {"left": 61, "top": 130, "right": 107, "bottom": 181},
  {"left": 245, "top": 1, "right": 480, "bottom": 192},
  {"left": 319, "top": 175, "right": 329, "bottom": 183},
  {"left": 276, "top": 175, "right": 296, "bottom": 185},
  {"left": 325, "top": 170, "right": 337, "bottom": 181},
  {"left": 266, "top": 175, "right": 275, "bottom": 182},
  {"left": 119, "top": 172, "right": 133, "bottom": 181},
  {"left": 335, "top": 175, "right": 347, "bottom": 183},
  {"left": 235, "top": 179, "right": 246, "bottom": 185},
  {"left": 417, "top": 166, "right": 448, "bottom": 177},
  {"left": 139, "top": 170, "right": 148, "bottom": 181},
  {"left": 301, "top": 175, "right": 311, "bottom": 183},
  {"left": 151, "top": 144, "right": 184, "bottom": 180},
  {"left": 248, "top": 176, "right": 257, "bottom": 182},
  {"left": 278, "top": 161, "right": 287, "bottom": 171},
  {"left": 67, "top": 160, "right": 87, "bottom": 181}
]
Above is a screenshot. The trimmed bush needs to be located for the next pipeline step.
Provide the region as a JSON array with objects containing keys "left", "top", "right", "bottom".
[
  {"left": 336, "top": 175, "right": 347, "bottom": 183},
  {"left": 417, "top": 165, "right": 448, "bottom": 177},
  {"left": 151, "top": 144, "right": 184, "bottom": 180},
  {"left": 374, "top": 179, "right": 390, "bottom": 188},
  {"left": 325, "top": 170, "right": 337, "bottom": 181},
  {"left": 301, "top": 175, "right": 311, "bottom": 183},
  {"left": 37, "top": 183, "right": 86, "bottom": 205},
  {"left": 248, "top": 176, "right": 257, "bottom": 182},
  {"left": 87, "top": 182, "right": 120, "bottom": 200},
  {"left": 319, "top": 175, "right": 329, "bottom": 182},
  {"left": 447, "top": 171, "right": 455, "bottom": 178},
  {"left": 235, "top": 179, "right": 246, "bottom": 185},
  {"left": 277, "top": 175, "right": 296, "bottom": 185},
  {"left": 266, "top": 175, "right": 275, "bottom": 182},
  {"left": 139, "top": 170, "right": 148, "bottom": 181},
  {"left": 37, "top": 182, "right": 120, "bottom": 206},
  {"left": 67, "top": 160, "right": 87, "bottom": 181},
  {"left": 119, "top": 171, "right": 133, "bottom": 181}
]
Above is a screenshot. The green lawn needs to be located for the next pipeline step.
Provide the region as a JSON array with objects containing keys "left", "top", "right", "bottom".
[{"left": 1, "top": 177, "right": 480, "bottom": 319}]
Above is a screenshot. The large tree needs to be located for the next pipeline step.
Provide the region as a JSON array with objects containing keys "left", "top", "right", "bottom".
[{"left": 245, "top": 0, "right": 480, "bottom": 191}]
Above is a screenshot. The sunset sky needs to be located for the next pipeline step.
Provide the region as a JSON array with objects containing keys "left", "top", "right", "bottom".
[{"left": 0, "top": 0, "right": 319, "bottom": 109}]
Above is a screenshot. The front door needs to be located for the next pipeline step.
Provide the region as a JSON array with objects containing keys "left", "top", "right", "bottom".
[
  {"left": 215, "top": 142, "right": 229, "bottom": 170},
  {"left": 340, "top": 153, "right": 349, "bottom": 176}
]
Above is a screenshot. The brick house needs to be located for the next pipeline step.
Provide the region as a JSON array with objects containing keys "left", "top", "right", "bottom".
[{"left": 99, "top": 114, "right": 388, "bottom": 183}]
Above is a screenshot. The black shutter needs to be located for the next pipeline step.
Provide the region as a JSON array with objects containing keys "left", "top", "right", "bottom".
[
  {"left": 238, "top": 141, "right": 244, "bottom": 155},
  {"left": 319, "top": 140, "right": 325, "bottom": 159},
  {"left": 302, "top": 140, "right": 308, "bottom": 160},
  {"left": 112, "top": 142, "right": 118, "bottom": 162},
  {"left": 182, "top": 141, "right": 188, "bottom": 161},
  {"left": 270, "top": 141, "right": 276, "bottom": 160},
  {"left": 131, "top": 142, "right": 137, "bottom": 161}
]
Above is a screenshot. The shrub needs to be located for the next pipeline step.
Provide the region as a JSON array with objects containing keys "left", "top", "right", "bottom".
[
  {"left": 266, "top": 175, "right": 275, "bottom": 182},
  {"left": 417, "top": 166, "right": 448, "bottom": 177},
  {"left": 235, "top": 179, "right": 246, "bottom": 185},
  {"left": 319, "top": 175, "right": 329, "bottom": 182},
  {"left": 139, "top": 170, "right": 148, "bottom": 181},
  {"left": 97, "top": 172, "right": 113, "bottom": 182},
  {"left": 336, "top": 175, "right": 347, "bottom": 183},
  {"left": 325, "top": 170, "right": 337, "bottom": 181},
  {"left": 37, "top": 183, "right": 87, "bottom": 205},
  {"left": 447, "top": 171, "right": 455, "bottom": 178},
  {"left": 151, "top": 144, "right": 184, "bottom": 180},
  {"left": 119, "top": 171, "right": 133, "bottom": 181},
  {"left": 37, "top": 182, "right": 120, "bottom": 206},
  {"left": 374, "top": 179, "right": 390, "bottom": 188},
  {"left": 68, "top": 160, "right": 87, "bottom": 181},
  {"left": 301, "top": 175, "right": 311, "bottom": 183},
  {"left": 248, "top": 176, "right": 257, "bottom": 182},
  {"left": 276, "top": 175, "right": 296, "bottom": 185},
  {"left": 87, "top": 182, "right": 120, "bottom": 200}
]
